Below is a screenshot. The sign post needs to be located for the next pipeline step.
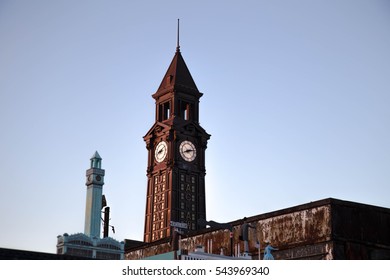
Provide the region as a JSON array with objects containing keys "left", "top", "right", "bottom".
[{"left": 170, "top": 221, "right": 188, "bottom": 229}]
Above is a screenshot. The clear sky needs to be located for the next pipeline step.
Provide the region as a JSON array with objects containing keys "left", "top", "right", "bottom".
[{"left": 1, "top": 0, "right": 389, "bottom": 254}]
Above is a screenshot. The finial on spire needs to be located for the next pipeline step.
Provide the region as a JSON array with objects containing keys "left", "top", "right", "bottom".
[{"left": 176, "top": 18, "right": 180, "bottom": 52}]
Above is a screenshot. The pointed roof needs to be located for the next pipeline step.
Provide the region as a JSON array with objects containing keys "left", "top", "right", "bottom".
[
  {"left": 154, "top": 50, "right": 199, "bottom": 97},
  {"left": 90, "top": 151, "right": 101, "bottom": 160}
]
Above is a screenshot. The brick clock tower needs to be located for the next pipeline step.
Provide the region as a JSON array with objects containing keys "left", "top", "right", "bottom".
[{"left": 143, "top": 43, "right": 210, "bottom": 243}]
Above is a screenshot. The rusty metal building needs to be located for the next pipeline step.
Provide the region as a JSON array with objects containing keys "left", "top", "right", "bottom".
[{"left": 125, "top": 198, "right": 390, "bottom": 260}]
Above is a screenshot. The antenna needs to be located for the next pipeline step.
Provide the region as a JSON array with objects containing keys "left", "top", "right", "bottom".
[{"left": 176, "top": 18, "right": 180, "bottom": 52}]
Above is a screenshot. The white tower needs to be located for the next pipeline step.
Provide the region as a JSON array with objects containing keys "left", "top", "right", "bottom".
[
  {"left": 84, "top": 151, "right": 105, "bottom": 238},
  {"left": 57, "top": 151, "right": 124, "bottom": 259}
]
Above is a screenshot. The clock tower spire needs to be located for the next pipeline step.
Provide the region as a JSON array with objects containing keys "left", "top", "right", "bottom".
[{"left": 143, "top": 38, "right": 210, "bottom": 243}]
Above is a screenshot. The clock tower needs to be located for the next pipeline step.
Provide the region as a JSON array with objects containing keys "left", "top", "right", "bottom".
[
  {"left": 143, "top": 43, "right": 210, "bottom": 242},
  {"left": 84, "top": 151, "right": 105, "bottom": 238}
]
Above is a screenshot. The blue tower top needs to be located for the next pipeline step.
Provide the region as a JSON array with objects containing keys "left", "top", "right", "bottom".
[{"left": 90, "top": 151, "right": 102, "bottom": 169}]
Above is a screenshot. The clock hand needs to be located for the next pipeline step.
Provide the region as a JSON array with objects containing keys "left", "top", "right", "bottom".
[{"left": 184, "top": 149, "right": 194, "bottom": 153}]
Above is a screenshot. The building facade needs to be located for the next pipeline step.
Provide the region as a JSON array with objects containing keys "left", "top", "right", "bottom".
[
  {"left": 56, "top": 233, "right": 124, "bottom": 259},
  {"left": 126, "top": 198, "right": 390, "bottom": 260}
]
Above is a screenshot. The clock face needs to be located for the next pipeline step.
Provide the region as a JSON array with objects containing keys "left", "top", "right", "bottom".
[
  {"left": 155, "top": 141, "right": 168, "bottom": 163},
  {"left": 179, "top": 140, "right": 197, "bottom": 162}
]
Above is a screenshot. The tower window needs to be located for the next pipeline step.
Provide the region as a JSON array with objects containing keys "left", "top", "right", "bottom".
[
  {"left": 158, "top": 101, "right": 171, "bottom": 121},
  {"left": 180, "top": 101, "right": 192, "bottom": 121},
  {"left": 166, "top": 75, "right": 173, "bottom": 86}
]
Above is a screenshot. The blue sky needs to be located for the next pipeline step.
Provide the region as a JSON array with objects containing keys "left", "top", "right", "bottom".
[{"left": 0, "top": 0, "right": 389, "bottom": 254}]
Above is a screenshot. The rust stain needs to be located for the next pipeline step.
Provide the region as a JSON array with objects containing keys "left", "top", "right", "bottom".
[{"left": 126, "top": 205, "right": 332, "bottom": 259}]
